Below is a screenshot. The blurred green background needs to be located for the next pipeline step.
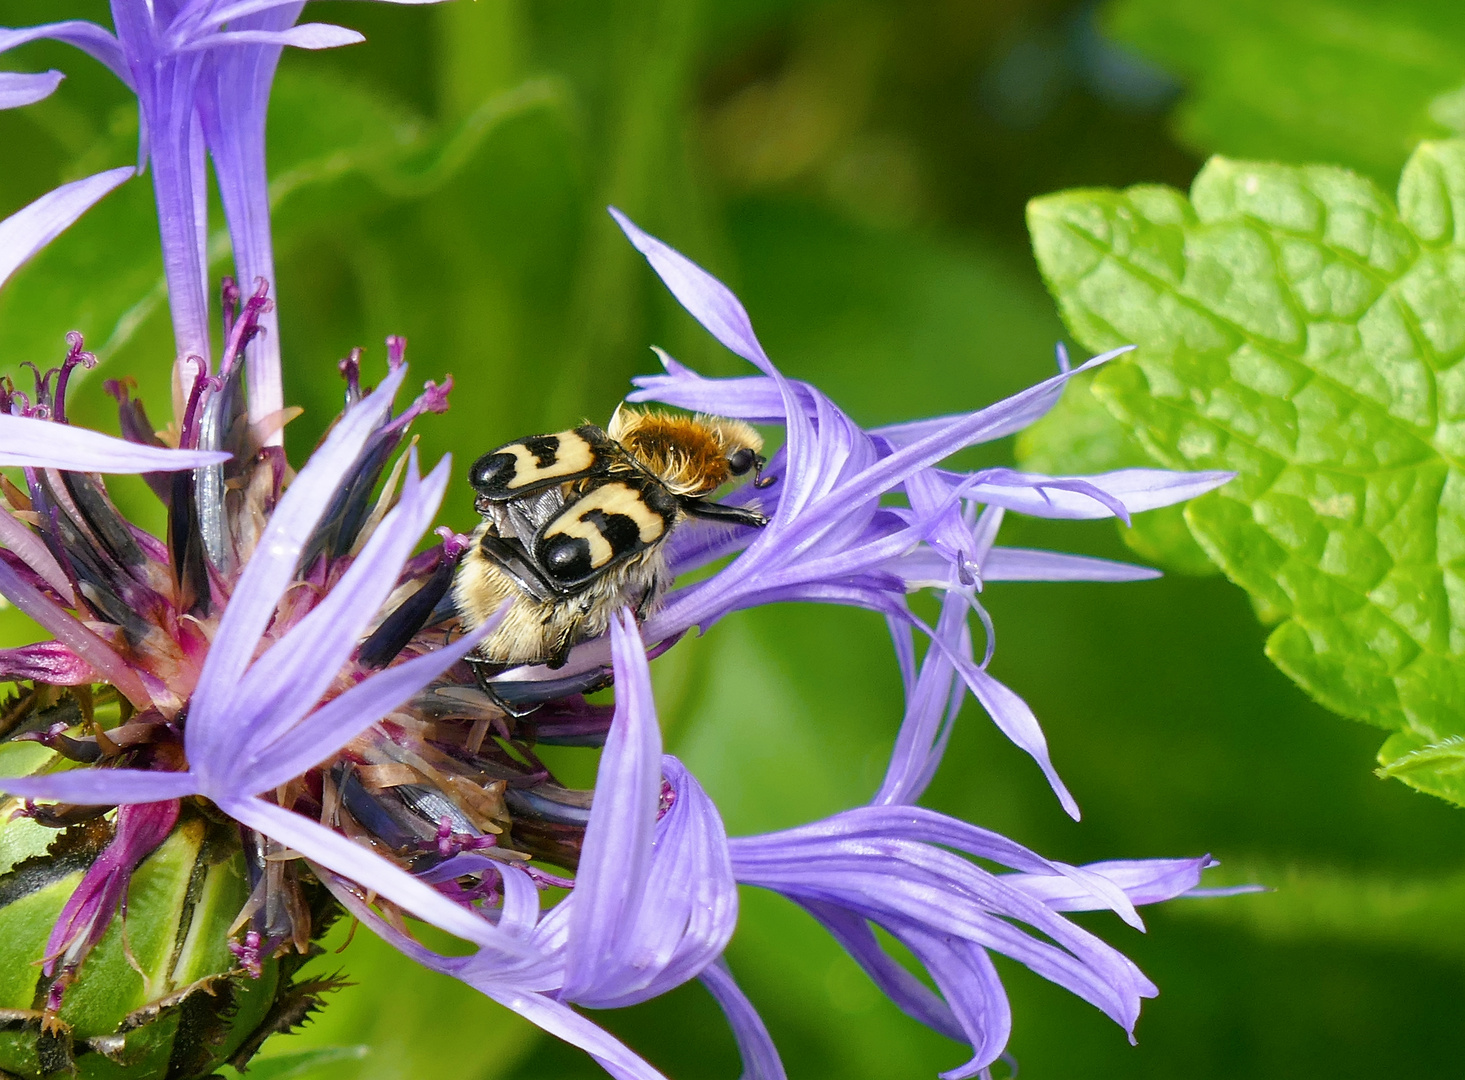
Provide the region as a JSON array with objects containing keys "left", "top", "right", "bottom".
[{"left": 5, "top": 1, "right": 1465, "bottom": 1077}]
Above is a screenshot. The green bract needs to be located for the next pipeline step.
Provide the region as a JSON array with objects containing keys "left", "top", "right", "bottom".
[
  {"left": 1026, "top": 138, "right": 1465, "bottom": 806},
  {"left": 0, "top": 804, "right": 333, "bottom": 1080}
]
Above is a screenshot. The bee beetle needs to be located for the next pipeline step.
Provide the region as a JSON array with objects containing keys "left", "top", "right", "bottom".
[{"left": 453, "top": 407, "right": 773, "bottom": 673}]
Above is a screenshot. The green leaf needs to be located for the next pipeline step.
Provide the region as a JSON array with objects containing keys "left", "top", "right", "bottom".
[
  {"left": 1106, "top": 0, "right": 1465, "bottom": 183},
  {"left": 1028, "top": 139, "right": 1465, "bottom": 805},
  {"left": 1376, "top": 732, "right": 1465, "bottom": 804}
]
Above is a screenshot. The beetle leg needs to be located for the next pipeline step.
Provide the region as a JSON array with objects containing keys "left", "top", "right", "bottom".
[{"left": 677, "top": 497, "right": 769, "bottom": 528}]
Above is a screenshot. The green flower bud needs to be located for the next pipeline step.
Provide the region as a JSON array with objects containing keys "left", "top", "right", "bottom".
[{"left": 0, "top": 803, "right": 339, "bottom": 1080}]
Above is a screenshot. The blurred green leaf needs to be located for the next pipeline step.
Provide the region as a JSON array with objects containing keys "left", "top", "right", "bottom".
[
  {"left": 1106, "top": 0, "right": 1465, "bottom": 183},
  {"left": 0, "top": 64, "right": 568, "bottom": 405},
  {"left": 0, "top": 137, "right": 161, "bottom": 374},
  {"left": 1028, "top": 139, "right": 1465, "bottom": 805},
  {"left": 1172, "top": 860, "right": 1465, "bottom": 958}
]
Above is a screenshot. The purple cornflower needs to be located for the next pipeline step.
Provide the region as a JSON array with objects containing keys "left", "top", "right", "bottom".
[
  {"left": 0, "top": 18, "right": 1247, "bottom": 1069},
  {"left": 0, "top": 175, "right": 1242, "bottom": 1072}
]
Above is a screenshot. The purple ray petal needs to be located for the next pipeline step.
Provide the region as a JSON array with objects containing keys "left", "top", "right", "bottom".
[
  {"left": 497, "top": 864, "right": 544, "bottom": 939},
  {"left": 969, "top": 504, "right": 1002, "bottom": 565},
  {"left": 0, "top": 23, "right": 130, "bottom": 87},
  {"left": 570, "top": 756, "right": 737, "bottom": 1008},
  {"left": 182, "top": 24, "right": 364, "bottom": 51},
  {"left": 979, "top": 548, "right": 1161, "bottom": 583},
  {"left": 322, "top": 868, "right": 550, "bottom": 980},
  {"left": 803, "top": 353, "right": 1119, "bottom": 527},
  {"left": 197, "top": 0, "right": 449, "bottom": 26},
  {"left": 732, "top": 826, "right": 1154, "bottom": 1034},
  {"left": 903, "top": 467, "right": 979, "bottom": 585},
  {"left": 868, "top": 346, "right": 1133, "bottom": 450},
  {"left": 560, "top": 609, "right": 662, "bottom": 1002},
  {"left": 956, "top": 469, "right": 1134, "bottom": 525},
  {"left": 629, "top": 357, "right": 793, "bottom": 423},
  {"left": 874, "top": 589, "right": 967, "bottom": 806},
  {"left": 235, "top": 616, "right": 497, "bottom": 794},
  {"left": 478, "top": 985, "right": 671, "bottom": 1080},
  {"left": 0, "top": 769, "right": 197, "bottom": 805},
  {"left": 609, "top": 208, "right": 774, "bottom": 373},
  {"left": 188, "top": 365, "right": 406, "bottom": 755},
  {"left": 766, "top": 805, "right": 1143, "bottom": 929},
  {"left": 0, "top": 166, "right": 134, "bottom": 291},
  {"left": 218, "top": 794, "right": 531, "bottom": 953},
  {"left": 0, "top": 415, "right": 227, "bottom": 472},
  {"left": 208, "top": 452, "right": 449, "bottom": 761},
  {"left": 1003, "top": 857, "right": 1214, "bottom": 910},
  {"left": 952, "top": 468, "right": 1234, "bottom": 520},
  {"left": 886, "top": 610, "right": 917, "bottom": 695},
  {"left": 195, "top": 0, "right": 300, "bottom": 435},
  {"left": 699, "top": 960, "right": 787, "bottom": 1080},
  {"left": 958, "top": 659, "right": 1080, "bottom": 821},
  {"left": 130, "top": 46, "right": 215, "bottom": 371},
  {"left": 0, "top": 70, "right": 64, "bottom": 108},
  {"left": 895, "top": 923, "right": 1010, "bottom": 1079},
  {"left": 733, "top": 806, "right": 1052, "bottom": 881}
]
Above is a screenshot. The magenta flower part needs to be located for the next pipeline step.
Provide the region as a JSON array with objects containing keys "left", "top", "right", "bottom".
[{"left": 41, "top": 800, "right": 181, "bottom": 993}]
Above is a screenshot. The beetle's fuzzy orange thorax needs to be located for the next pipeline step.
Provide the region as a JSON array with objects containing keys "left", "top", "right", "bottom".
[{"left": 608, "top": 407, "right": 762, "bottom": 497}]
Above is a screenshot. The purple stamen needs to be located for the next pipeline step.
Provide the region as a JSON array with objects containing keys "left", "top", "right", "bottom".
[
  {"left": 219, "top": 279, "right": 274, "bottom": 381},
  {"left": 49, "top": 332, "right": 97, "bottom": 425},
  {"left": 385, "top": 334, "right": 407, "bottom": 371},
  {"left": 178, "top": 368, "right": 219, "bottom": 451},
  {"left": 435, "top": 528, "right": 472, "bottom": 561},
  {"left": 657, "top": 778, "right": 677, "bottom": 821},
  {"left": 221, "top": 276, "right": 241, "bottom": 338},
  {"left": 429, "top": 816, "right": 500, "bottom": 859},
  {"left": 18, "top": 363, "right": 48, "bottom": 419},
  {"left": 524, "top": 866, "right": 576, "bottom": 890},
  {"left": 339, "top": 348, "right": 364, "bottom": 406},
  {"left": 378, "top": 377, "right": 453, "bottom": 440}
]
